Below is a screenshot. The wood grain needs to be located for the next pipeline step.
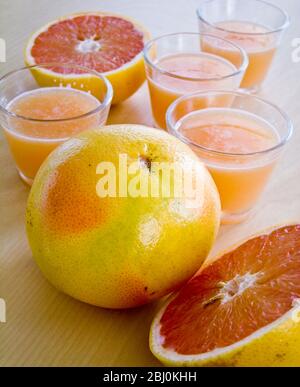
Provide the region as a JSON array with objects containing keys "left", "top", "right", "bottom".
[{"left": 0, "top": 0, "right": 300, "bottom": 366}]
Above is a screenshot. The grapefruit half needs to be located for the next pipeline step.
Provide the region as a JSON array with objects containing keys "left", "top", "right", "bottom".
[
  {"left": 25, "top": 12, "right": 151, "bottom": 104},
  {"left": 150, "top": 224, "right": 300, "bottom": 366}
]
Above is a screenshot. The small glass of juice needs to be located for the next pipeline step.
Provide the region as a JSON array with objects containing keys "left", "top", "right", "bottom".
[
  {"left": 0, "top": 63, "right": 113, "bottom": 185},
  {"left": 197, "top": 0, "right": 289, "bottom": 92},
  {"left": 143, "top": 32, "right": 248, "bottom": 129},
  {"left": 166, "top": 90, "right": 293, "bottom": 224}
]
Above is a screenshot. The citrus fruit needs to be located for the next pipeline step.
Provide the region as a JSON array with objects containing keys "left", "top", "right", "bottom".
[
  {"left": 150, "top": 224, "right": 300, "bottom": 366},
  {"left": 24, "top": 12, "right": 151, "bottom": 104},
  {"left": 26, "top": 124, "right": 220, "bottom": 309}
]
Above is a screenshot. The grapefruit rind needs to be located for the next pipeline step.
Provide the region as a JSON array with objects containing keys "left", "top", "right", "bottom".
[
  {"left": 24, "top": 12, "right": 151, "bottom": 104},
  {"left": 150, "top": 223, "right": 300, "bottom": 367}
]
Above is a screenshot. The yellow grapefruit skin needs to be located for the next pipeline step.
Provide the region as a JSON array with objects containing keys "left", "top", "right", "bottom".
[
  {"left": 26, "top": 125, "right": 220, "bottom": 309},
  {"left": 24, "top": 12, "right": 151, "bottom": 104},
  {"left": 150, "top": 225, "right": 300, "bottom": 367}
]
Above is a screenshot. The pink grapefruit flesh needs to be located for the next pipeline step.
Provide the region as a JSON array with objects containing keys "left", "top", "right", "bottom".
[
  {"left": 159, "top": 225, "right": 300, "bottom": 355},
  {"left": 30, "top": 15, "right": 144, "bottom": 74}
]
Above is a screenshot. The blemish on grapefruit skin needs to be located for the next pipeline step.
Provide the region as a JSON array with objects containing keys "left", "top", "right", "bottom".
[
  {"left": 117, "top": 274, "right": 150, "bottom": 308},
  {"left": 275, "top": 353, "right": 286, "bottom": 361},
  {"left": 139, "top": 155, "right": 152, "bottom": 171}
]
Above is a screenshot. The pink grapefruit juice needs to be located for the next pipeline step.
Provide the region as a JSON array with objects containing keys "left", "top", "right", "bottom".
[
  {"left": 4, "top": 87, "right": 101, "bottom": 184},
  {"left": 147, "top": 52, "right": 238, "bottom": 129},
  {"left": 177, "top": 108, "right": 279, "bottom": 223},
  {"left": 202, "top": 21, "right": 276, "bottom": 90}
]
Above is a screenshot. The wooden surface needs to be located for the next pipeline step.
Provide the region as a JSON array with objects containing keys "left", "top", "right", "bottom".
[{"left": 1, "top": 0, "right": 300, "bottom": 366}]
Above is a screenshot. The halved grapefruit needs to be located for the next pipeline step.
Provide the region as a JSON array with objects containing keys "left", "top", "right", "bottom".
[
  {"left": 150, "top": 224, "right": 300, "bottom": 366},
  {"left": 25, "top": 12, "right": 151, "bottom": 104}
]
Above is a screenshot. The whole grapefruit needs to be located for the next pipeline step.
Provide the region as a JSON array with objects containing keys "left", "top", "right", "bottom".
[{"left": 26, "top": 125, "right": 220, "bottom": 309}]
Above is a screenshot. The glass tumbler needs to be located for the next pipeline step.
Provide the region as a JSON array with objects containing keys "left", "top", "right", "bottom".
[
  {"left": 166, "top": 90, "right": 293, "bottom": 224},
  {"left": 0, "top": 63, "right": 113, "bottom": 185},
  {"left": 197, "top": 0, "right": 289, "bottom": 92}
]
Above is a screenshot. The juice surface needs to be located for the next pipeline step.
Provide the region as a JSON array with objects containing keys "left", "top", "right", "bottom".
[
  {"left": 177, "top": 108, "right": 279, "bottom": 220},
  {"left": 202, "top": 21, "right": 276, "bottom": 89},
  {"left": 147, "top": 52, "right": 237, "bottom": 128},
  {"left": 4, "top": 87, "right": 101, "bottom": 183},
  {"left": 6, "top": 87, "right": 100, "bottom": 138},
  {"left": 215, "top": 21, "right": 275, "bottom": 52}
]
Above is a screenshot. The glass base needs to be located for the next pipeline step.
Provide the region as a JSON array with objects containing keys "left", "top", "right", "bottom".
[
  {"left": 238, "top": 84, "right": 261, "bottom": 94},
  {"left": 221, "top": 208, "right": 255, "bottom": 225},
  {"left": 18, "top": 169, "right": 34, "bottom": 186}
]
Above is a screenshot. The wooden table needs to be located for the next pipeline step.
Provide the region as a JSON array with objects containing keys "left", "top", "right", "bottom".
[{"left": 1, "top": 0, "right": 300, "bottom": 366}]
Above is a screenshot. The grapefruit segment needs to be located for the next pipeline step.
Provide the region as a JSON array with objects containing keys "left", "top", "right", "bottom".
[
  {"left": 150, "top": 225, "right": 300, "bottom": 366},
  {"left": 25, "top": 12, "right": 151, "bottom": 103}
]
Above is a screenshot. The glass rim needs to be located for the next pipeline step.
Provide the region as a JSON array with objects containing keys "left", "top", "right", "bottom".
[
  {"left": 143, "top": 32, "right": 248, "bottom": 82},
  {"left": 166, "top": 90, "right": 293, "bottom": 157},
  {"left": 0, "top": 63, "right": 113, "bottom": 123},
  {"left": 196, "top": 0, "right": 290, "bottom": 36}
]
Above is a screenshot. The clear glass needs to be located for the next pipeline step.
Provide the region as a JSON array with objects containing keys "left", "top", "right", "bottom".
[
  {"left": 0, "top": 63, "right": 113, "bottom": 185},
  {"left": 197, "top": 0, "right": 290, "bottom": 92},
  {"left": 166, "top": 90, "right": 293, "bottom": 224},
  {"left": 143, "top": 32, "right": 248, "bottom": 129}
]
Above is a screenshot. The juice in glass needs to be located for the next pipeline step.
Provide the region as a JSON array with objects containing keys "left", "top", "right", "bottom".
[
  {"left": 166, "top": 91, "right": 292, "bottom": 224},
  {"left": 148, "top": 52, "right": 237, "bottom": 129},
  {"left": 0, "top": 64, "right": 112, "bottom": 185},
  {"left": 201, "top": 21, "right": 276, "bottom": 90},
  {"left": 144, "top": 33, "right": 248, "bottom": 129},
  {"left": 197, "top": 0, "right": 289, "bottom": 91},
  {"left": 4, "top": 87, "right": 101, "bottom": 184}
]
